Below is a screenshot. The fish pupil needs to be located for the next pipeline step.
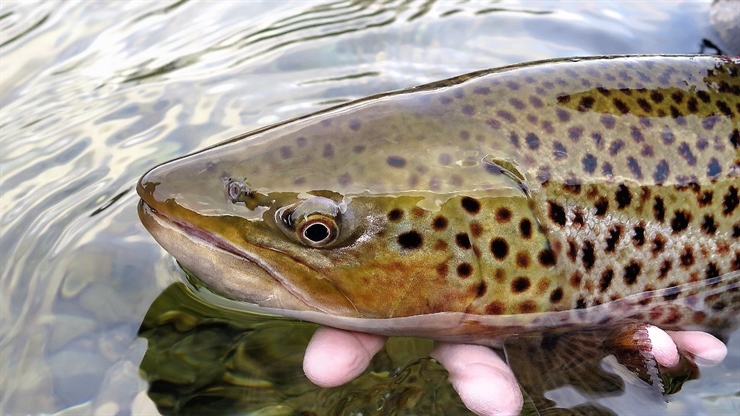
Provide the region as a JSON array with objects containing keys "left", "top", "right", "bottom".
[{"left": 304, "top": 222, "right": 330, "bottom": 243}]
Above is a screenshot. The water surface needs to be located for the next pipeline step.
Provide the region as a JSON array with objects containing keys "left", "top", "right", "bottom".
[{"left": 1, "top": 1, "right": 737, "bottom": 414}]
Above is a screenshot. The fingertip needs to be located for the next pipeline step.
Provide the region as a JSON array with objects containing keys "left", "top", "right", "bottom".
[
  {"left": 647, "top": 325, "right": 679, "bottom": 368},
  {"left": 451, "top": 363, "right": 523, "bottom": 416},
  {"left": 303, "top": 328, "right": 385, "bottom": 387},
  {"left": 431, "top": 343, "right": 523, "bottom": 416},
  {"left": 667, "top": 331, "right": 728, "bottom": 367}
]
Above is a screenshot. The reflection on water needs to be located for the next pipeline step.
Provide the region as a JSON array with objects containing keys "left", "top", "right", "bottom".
[{"left": 1, "top": 1, "right": 737, "bottom": 414}]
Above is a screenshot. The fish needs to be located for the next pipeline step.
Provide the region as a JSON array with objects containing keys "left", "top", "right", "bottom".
[{"left": 137, "top": 55, "right": 739, "bottom": 348}]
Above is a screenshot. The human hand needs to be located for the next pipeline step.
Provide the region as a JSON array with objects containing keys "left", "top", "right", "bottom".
[{"left": 303, "top": 326, "right": 728, "bottom": 416}]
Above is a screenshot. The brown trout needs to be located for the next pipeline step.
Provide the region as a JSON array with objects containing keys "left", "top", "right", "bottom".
[{"left": 137, "top": 55, "right": 739, "bottom": 346}]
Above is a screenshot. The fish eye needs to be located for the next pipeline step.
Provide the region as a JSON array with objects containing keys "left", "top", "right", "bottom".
[
  {"left": 297, "top": 216, "right": 338, "bottom": 247},
  {"left": 276, "top": 196, "right": 341, "bottom": 248}
]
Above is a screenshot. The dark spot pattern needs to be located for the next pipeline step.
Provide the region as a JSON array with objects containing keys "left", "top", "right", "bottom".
[
  {"left": 490, "top": 238, "right": 509, "bottom": 260},
  {"left": 519, "top": 218, "right": 533, "bottom": 238},
  {"left": 549, "top": 288, "right": 563, "bottom": 303},
  {"left": 457, "top": 263, "right": 473, "bottom": 278},
  {"left": 605, "top": 225, "right": 622, "bottom": 252},
  {"left": 388, "top": 209, "right": 403, "bottom": 222},
  {"left": 461, "top": 197, "right": 481, "bottom": 214},
  {"left": 723, "top": 186, "right": 738, "bottom": 215},
  {"left": 670, "top": 210, "right": 691, "bottom": 233},
  {"left": 456, "top": 233, "right": 472, "bottom": 249},
  {"left": 398, "top": 231, "right": 423, "bottom": 249},
  {"left": 581, "top": 241, "right": 595, "bottom": 271},
  {"left": 512, "top": 277, "right": 531, "bottom": 293},
  {"left": 386, "top": 156, "right": 407, "bottom": 168},
  {"left": 496, "top": 207, "right": 512, "bottom": 223},
  {"left": 432, "top": 216, "right": 448, "bottom": 230},
  {"left": 599, "top": 269, "right": 614, "bottom": 292},
  {"left": 615, "top": 184, "right": 632, "bottom": 209},
  {"left": 623, "top": 261, "right": 642, "bottom": 285},
  {"left": 538, "top": 249, "right": 557, "bottom": 266},
  {"left": 545, "top": 201, "right": 567, "bottom": 227}
]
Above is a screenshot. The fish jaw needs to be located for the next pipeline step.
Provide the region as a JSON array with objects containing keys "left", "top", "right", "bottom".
[{"left": 136, "top": 163, "right": 363, "bottom": 316}]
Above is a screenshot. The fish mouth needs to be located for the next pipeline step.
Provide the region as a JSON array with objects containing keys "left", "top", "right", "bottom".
[{"left": 137, "top": 199, "right": 320, "bottom": 313}]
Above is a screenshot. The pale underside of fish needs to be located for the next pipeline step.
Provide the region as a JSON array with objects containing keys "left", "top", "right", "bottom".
[{"left": 137, "top": 55, "right": 740, "bottom": 349}]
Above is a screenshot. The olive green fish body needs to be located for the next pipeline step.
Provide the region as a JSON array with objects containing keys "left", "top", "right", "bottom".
[{"left": 138, "top": 55, "right": 739, "bottom": 341}]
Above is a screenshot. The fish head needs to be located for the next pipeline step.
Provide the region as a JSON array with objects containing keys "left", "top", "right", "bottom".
[{"left": 138, "top": 92, "right": 552, "bottom": 321}]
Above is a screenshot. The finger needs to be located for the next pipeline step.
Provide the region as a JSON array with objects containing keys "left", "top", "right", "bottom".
[
  {"left": 667, "top": 330, "right": 728, "bottom": 367},
  {"left": 303, "top": 327, "right": 386, "bottom": 387},
  {"left": 647, "top": 325, "right": 680, "bottom": 368},
  {"left": 431, "top": 343, "right": 523, "bottom": 416}
]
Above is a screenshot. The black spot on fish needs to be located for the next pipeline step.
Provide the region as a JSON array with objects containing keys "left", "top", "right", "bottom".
[
  {"left": 556, "top": 108, "right": 570, "bottom": 122},
  {"left": 609, "top": 140, "right": 624, "bottom": 156},
  {"left": 568, "top": 126, "right": 584, "bottom": 142},
  {"left": 526, "top": 132, "right": 540, "bottom": 150},
  {"left": 398, "top": 231, "right": 423, "bottom": 249},
  {"left": 723, "top": 186, "right": 738, "bottom": 215},
  {"left": 519, "top": 218, "right": 533, "bottom": 239},
  {"left": 661, "top": 128, "right": 676, "bottom": 145},
  {"left": 700, "top": 215, "right": 717, "bottom": 235},
  {"left": 605, "top": 225, "right": 622, "bottom": 252},
  {"left": 627, "top": 157, "right": 643, "bottom": 179},
  {"left": 388, "top": 209, "right": 403, "bottom": 222},
  {"left": 538, "top": 248, "right": 556, "bottom": 266},
  {"left": 511, "top": 277, "right": 531, "bottom": 293},
  {"left": 497, "top": 110, "right": 516, "bottom": 123},
  {"left": 578, "top": 96, "right": 595, "bottom": 111},
  {"left": 490, "top": 238, "right": 509, "bottom": 260},
  {"left": 462, "top": 105, "right": 476, "bottom": 116},
  {"left": 637, "top": 98, "right": 652, "bottom": 113},
  {"left": 653, "top": 160, "right": 670, "bottom": 183},
  {"left": 582, "top": 154, "right": 597, "bottom": 174},
  {"left": 705, "top": 263, "right": 720, "bottom": 280},
  {"left": 716, "top": 100, "right": 732, "bottom": 117},
  {"left": 615, "top": 184, "right": 632, "bottom": 209},
  {"left": 457, "top": 263, "right": 473, "bottom": 278},
  {"left": 702, "top": 116, "right": 718, "bottom": 131},
  {"left": 707, "top": 157, "right": 722, "bottom": 179},
  {"left": 652, "top": 235, "right": 666, "bottom": 256},
  {"left": 623, "top": 261, "right": 641, "bottom": 285},
  {"left": 516, "top": 252, "right": 531, "bottom": 268},
  {"left": 650, "top": 90, "right": 664, "bottom": 103},
  {"left": 496, "top": 207, "right": 512, "bottom": 223},
  {"left": 670, "top": 210, "right": 691, "bottom": 233},
  {"left": 632, "top": 225, "right": 646, "bottom": 247},
  {"left": 386, "top": 156, "right": 407, "bottom": 168},
  {"left": 349, "top": 119, "right": 361, "bottom": 131},
  {"left": 581, "top": 241, "right": 595, "bottom": 271},
  {"left": 461, "top": 197, "right": 481, "bottom": 214},
  {"left": 698, "top": 191, "right": 713, "bottom": 207},
  {"left": 679, "top": 246, "right": 695, "bottom": 268},
  {"left": 599, "top": 269, "right": 614, "bottom": 292},
  {"left": 456, "top": 233, "right": 472, "bottom": 249},
  {"left": 548, "top": 201, "right": 566, "bottom": 226},
  {"left": 601, "top": 114, "right": 616, "bottom": 129},
  {"left": 630, "top": 126, "right": 645, "bottom": 143},
  {"left": 594, "top": 197, "right": 608, "bottom": 216},
  {"left": 432, "top": 215, "right": 447, "bottom": 230},
  {"left": 613, "top": 98, "right": 630, "bottom": 114},
  {"left": 529, "top": 96, "right": 544, "bottom": 108},
  {"left": 653, "top": 197, "right": 665, "bottom": 222},
  {"left": 509, "top": 98, "right": 526, "bottom": 110},
  {"left": 658, "top": 260, "right": 672, "bottom": 280},
  {"left": 549, "top": 288, "right": 563, "bottom": 303},
  {"left": 687, "top": 96, "right": 699, "bottom": 113}
]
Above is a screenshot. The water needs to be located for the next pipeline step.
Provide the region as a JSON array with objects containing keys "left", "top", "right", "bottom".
[{"left": 1, "top": 1, "right": 738, "bottom": 414}]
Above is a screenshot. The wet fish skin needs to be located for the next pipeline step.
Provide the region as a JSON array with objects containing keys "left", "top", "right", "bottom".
[{"left": 138, "top": 55, "right": 739, "bottom": 342}]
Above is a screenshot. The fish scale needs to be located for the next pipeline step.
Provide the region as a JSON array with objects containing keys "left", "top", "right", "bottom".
[{"left": 138, "top": 55, "right": 739, "bottom": 342}]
